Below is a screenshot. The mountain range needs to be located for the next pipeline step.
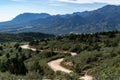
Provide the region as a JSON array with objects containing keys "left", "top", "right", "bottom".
[{"left": 0, "top": 5, "right": 120, "bottom": 34}]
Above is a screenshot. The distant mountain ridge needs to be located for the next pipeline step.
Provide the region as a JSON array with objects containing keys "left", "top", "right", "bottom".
[
  {"left": 0, "top": 13, "right": 51, "bottom": 26},
  {"left": 0, "top": 5, "right": 120, "bottom": 34},
  {"left": 12, "top": 13, "right": 51, "bottom": 24}
]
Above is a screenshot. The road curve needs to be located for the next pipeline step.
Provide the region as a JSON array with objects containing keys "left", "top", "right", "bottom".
[
  {"left": 21, "top": 45, "right": 93, "bottom": 80},
  {"left": 80, "top": 74, "right": 93, "bottom": 80},
  {"left": 20, "top": 45, "right": 36, "bottom": 51},
  {"left": 48, "top": 58, "right": 72, "bottom": 73},
  {"left": 47, "top": 52, "right": 77, "bottom": 73},
  {"left": 21, "top": 45, "right": 76, "bottom": 73}
]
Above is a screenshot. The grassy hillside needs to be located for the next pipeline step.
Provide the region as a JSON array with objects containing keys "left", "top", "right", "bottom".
[
  {"left": 0, "top": 31, "right": 120, "bottom": 79},
  {"left": 0, "top": 42, "right": 70, "bottom": 79},
  {"left": 29, "top": 31, "right": 120, "bottom": 80}
]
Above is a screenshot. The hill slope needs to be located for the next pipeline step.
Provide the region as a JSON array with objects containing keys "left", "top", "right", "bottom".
[{"left": 29, "top": 31, "right": 120, "bottom": 80}]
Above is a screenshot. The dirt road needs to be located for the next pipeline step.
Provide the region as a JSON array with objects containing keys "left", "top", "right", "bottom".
[
  {"left": 48, "top": 58, "right": 72, "bottom": 73},
  {"left": 20, "top": 45, "right": 36, "bottom": 51},
  {"left": 80, "top": 74, "right": 93, "bottom": 80},
  {"left": 21, "top": 44, "right": 93, "bottom": 80},
  {"left": 47, "top": 52, "right": 77, "bottom": 73}
]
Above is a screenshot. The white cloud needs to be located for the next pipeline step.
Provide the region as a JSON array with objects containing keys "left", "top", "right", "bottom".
[
  {"left": 11, "top": 0, "right": 27, "bottom": 2},
  {"left": 10, "top": 0, "right": 120, "bottom": 4},
  {"left": 59, "top": 0, "right": 120, "bottom": 4}
]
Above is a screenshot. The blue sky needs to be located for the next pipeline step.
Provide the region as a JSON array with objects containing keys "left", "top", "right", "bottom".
[{"left": 0, "top": 0, "right": 119, "bottom": 21}]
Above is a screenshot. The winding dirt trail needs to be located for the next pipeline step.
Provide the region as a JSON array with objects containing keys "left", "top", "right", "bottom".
[
  {"left": 48, "top": 58, "right": 72, "bottom": 73},
  {"left": 47, "top": 52, "right": 77, "bottom": 73},
  {"left": 80, "top": 74, "right": 93, "bottom": 80},
  {"left": 21, "top": 44, "right": 93, "bottom": 80},
  {"left": 20, "top": 45, "right": 36, "bottom": 51}
]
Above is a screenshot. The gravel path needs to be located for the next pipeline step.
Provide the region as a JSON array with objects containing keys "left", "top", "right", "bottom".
[
  {"left": 48, "top": 58, "right": 72, "bottom": 73},
  {"left": 47, "top": 52, "right": 77, "bottom": 73},
  {"left": 20, "top": 45, "right": 36, "bottom": 51},
  {"left": 80, "top": 74, "right": 93, "bottom": 80},
  {"left": 21, "top": 45, "right": 93, "bottom": 80}
]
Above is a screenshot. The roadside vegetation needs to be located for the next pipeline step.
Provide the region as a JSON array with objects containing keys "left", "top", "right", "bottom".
[
  {"left": 0, "top": 42, "right": 70, "bottom": 79},
  {"left": 29, "top": 31, "right": 120, "bottom": 80},
  {"left": 0, "top": 31, "right": 120, "bottom": 79}
]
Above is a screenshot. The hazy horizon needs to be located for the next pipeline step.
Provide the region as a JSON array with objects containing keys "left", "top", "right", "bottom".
[{"left": 0, "top": 0, "right": 120, "bottom": 22}]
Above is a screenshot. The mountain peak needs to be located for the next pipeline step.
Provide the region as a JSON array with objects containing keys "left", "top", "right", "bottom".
[
  {"left": 103, "top": 5, "right": 120, "bottom": 8},
  {"left": 99, "top": 5, "right": 120, "bottom": 10},
  {"left": 19, "top": 13, "right": 50, "bottom": 16},
  {"left": 11, "top": 13, "right": 51, "bottom": 24}
]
